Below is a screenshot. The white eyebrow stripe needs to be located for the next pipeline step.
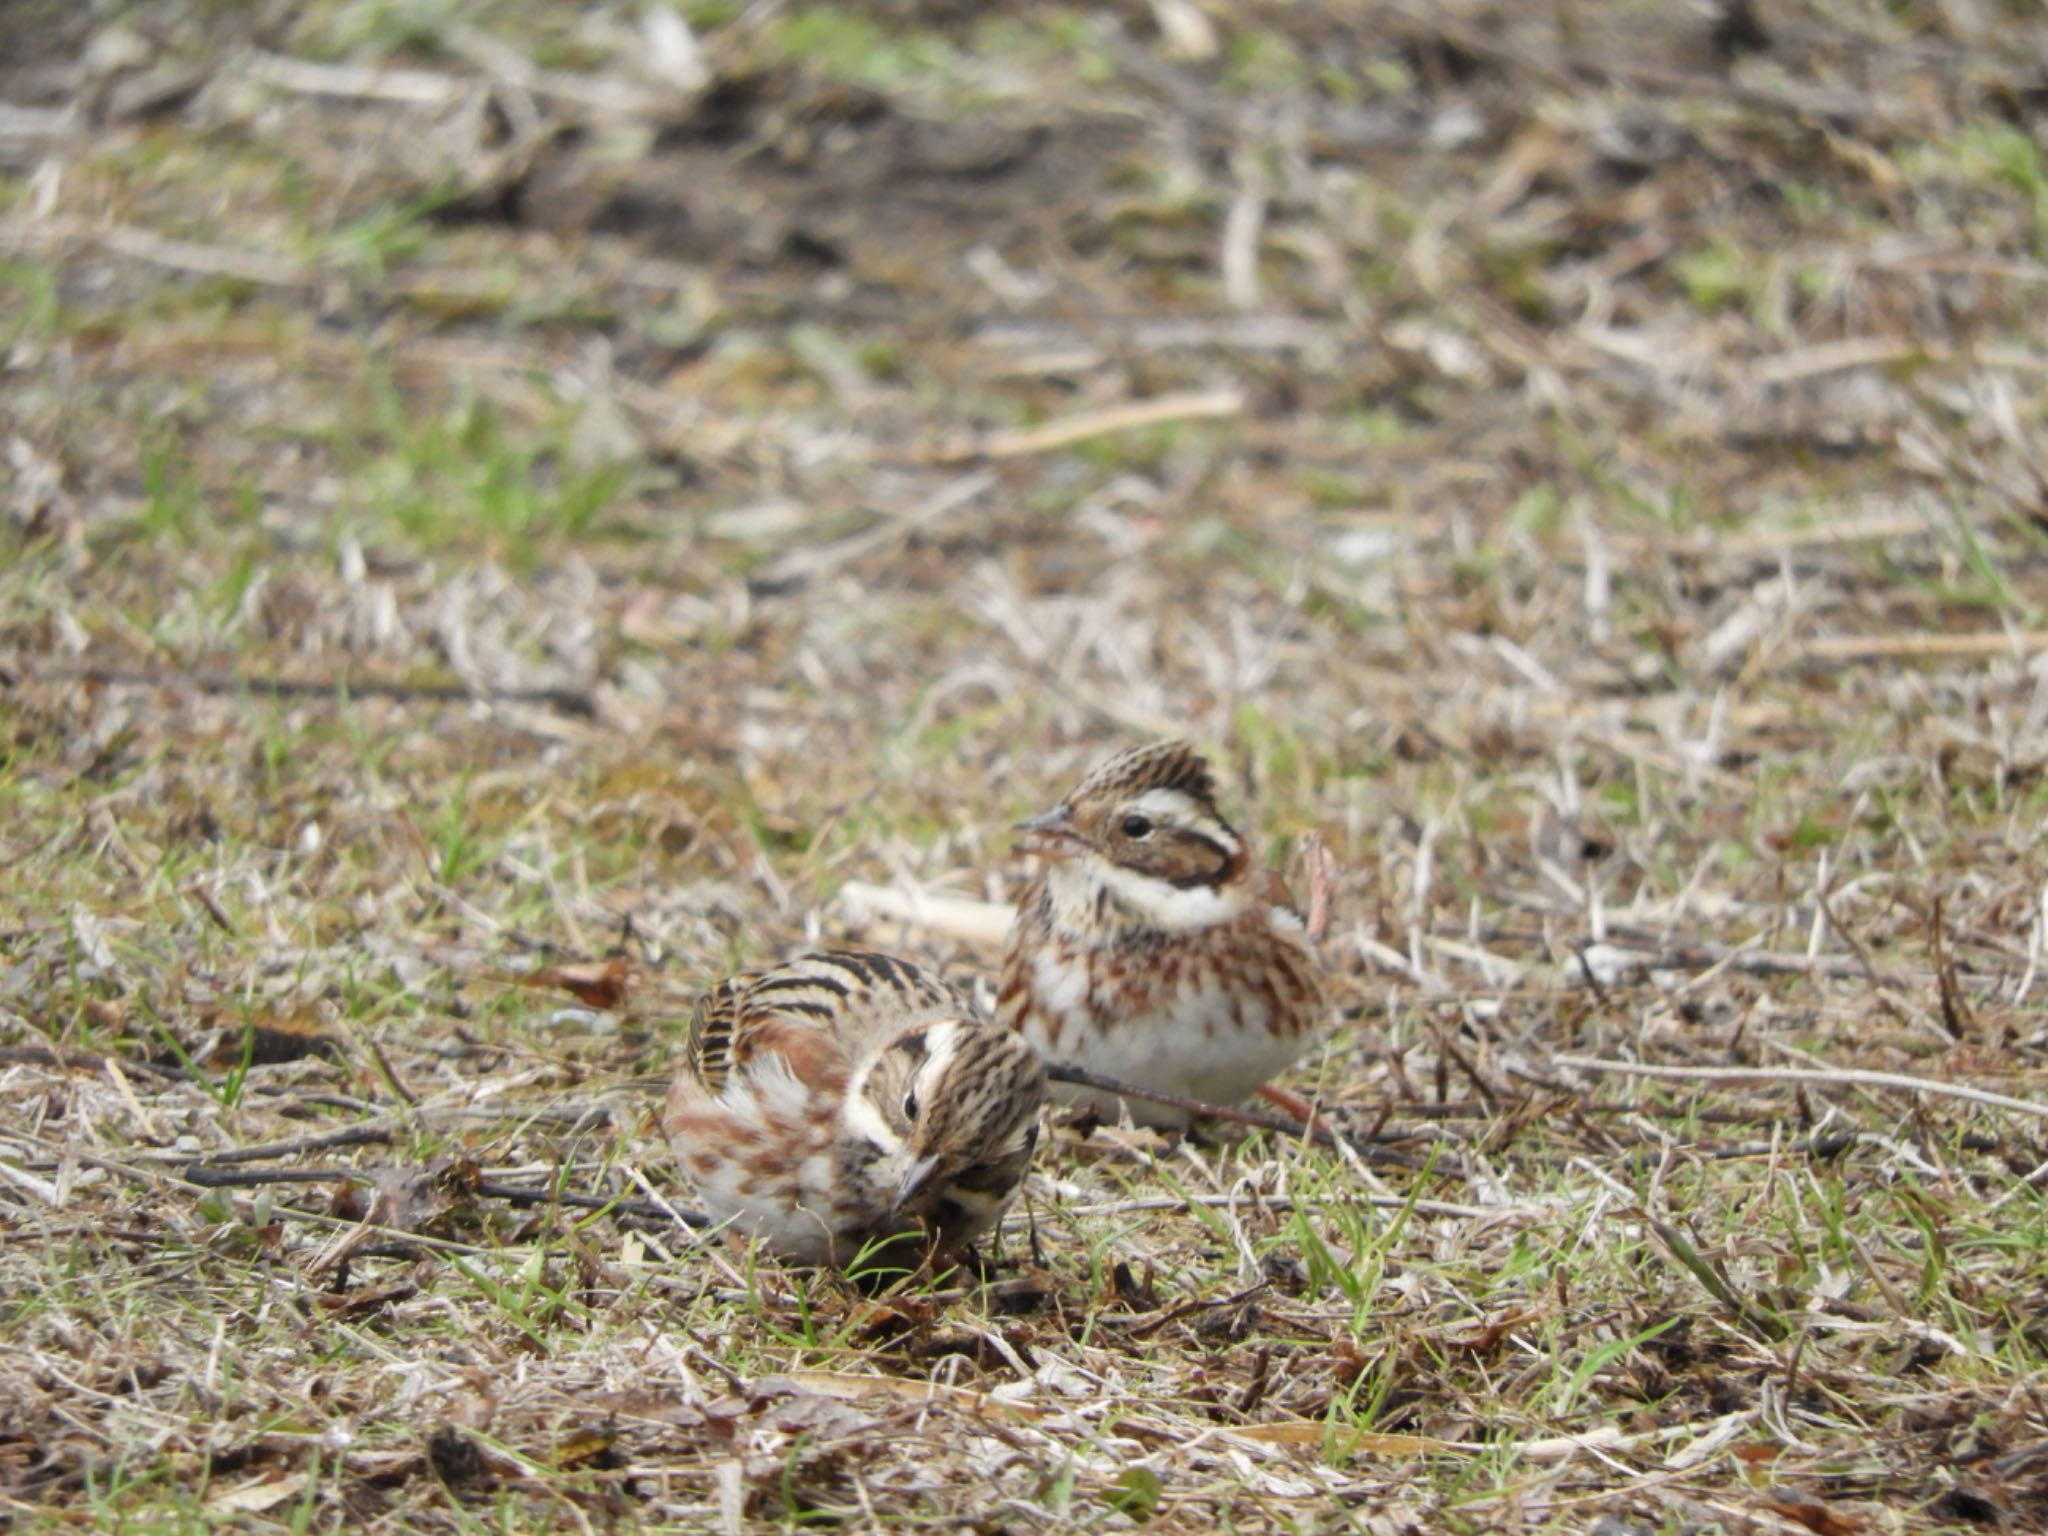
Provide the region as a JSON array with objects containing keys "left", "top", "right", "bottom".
[
  {"left": 918, "top": 1019, "right": 962, "bottom": 1085},
  {"left": 1127, "top": 787, "right": 1241, "bottom": 854},
  {"left": 841, "top": 1093, "right": 903, "bottom": 1150},
  {"left": 1130, "top": 788, "right": 1205, "bottom": 822}
]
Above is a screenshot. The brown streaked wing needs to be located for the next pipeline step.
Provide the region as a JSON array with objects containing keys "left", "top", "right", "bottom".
[
  {"left": 692, "top": 950, "right": 967, "bottom": 1094},
  {"left": 683, "top": 974, "right": 748, "bottom": 1094},
  {"left": 746, "top": 949, "right": 959, "bottom": 1020}
]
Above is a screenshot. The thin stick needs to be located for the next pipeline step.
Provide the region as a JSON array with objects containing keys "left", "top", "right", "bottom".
[
  {"left": 0, "top": 214, "right": 309, "bottom": 287},
  {"left": 1051, "top": 1191, "right": 1521, "bottom": 1222},
  {"left": 183, "top": 1162, "right": 339, "bottom": 1188},
  {"left": 924, "top": 388, "right": 1245, "bottom": 463},
  {"left": 195, "top": 1124, "right": 396, "bottom": 1166},
  {"left": 179, "top": 1157, "right": 699, "bottom": 1223},
  {"left": 1796, "top": 631, "right": 2048, "bottom": 664},
  {"left": 0, "top": 1043, "right": 188, "bottom": 1080},
  {"left": 24, "top": 663, "right": 596, "bottom": 716},
  {"left": 1552, "top": 1055, "right": 2048, "bottom": 1121}
]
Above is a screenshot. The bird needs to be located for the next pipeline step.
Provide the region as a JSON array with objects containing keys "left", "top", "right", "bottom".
[
  {"left": 663, "top": 948, "right": 1047, "bottom": 1269},
  {"left": 996, "top": 740, "right": 1325, "bottom": 1129}
]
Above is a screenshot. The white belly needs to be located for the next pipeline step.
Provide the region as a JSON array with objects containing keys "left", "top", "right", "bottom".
[{"left": 1024, "top": 963, "right": 1313, "bottom": 1129}]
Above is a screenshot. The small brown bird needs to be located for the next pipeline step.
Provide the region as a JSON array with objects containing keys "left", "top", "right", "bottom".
[
  {"left": 664, "top": 949, "right": 1046, "bottom": 1268},
  {"left": 997, "top": 741, "right": 1325, "bottom": 1128}
]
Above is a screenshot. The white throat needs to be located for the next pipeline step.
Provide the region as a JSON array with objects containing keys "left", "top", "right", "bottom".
[{"left": 1046, "top": 857, "right": 1248, "bottom": 938}]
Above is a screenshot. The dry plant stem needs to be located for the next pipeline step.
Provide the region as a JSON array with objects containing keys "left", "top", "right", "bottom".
[
  {"left": 1798, "top": 630, "right": 2048, "bottom": 663},
  {"left": 1553, "top": 1055, "right": 2048, "bottom": 1121},
  {"left": 1301, "top": 830, "right": 1338, "bottom": 945},
  {"left": 181, "top": 1158, "right": 700, "bottom": 1223},
  {"left": 924, "top": 387, "right": 1244, "bottom": 462},
  {"left": 22, "top": 663, "right": 596, "bottom": 716},
  {"left": 1055, "top": 1192, "right": 1515, "bottom": 1222},
  {"left": 0, "top": 214, "right": 310, "bottom": 286},
  {"left": 0, "top": 1043, "right": 188, "bottom": 1080}
]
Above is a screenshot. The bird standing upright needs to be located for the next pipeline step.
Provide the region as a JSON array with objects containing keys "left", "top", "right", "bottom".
[
  {"left": 996, "top": 741, "right": 1325, "bottom": 1129},
  {"left": 664, "top": 949, "right": 1046, "bottom": 1267}
]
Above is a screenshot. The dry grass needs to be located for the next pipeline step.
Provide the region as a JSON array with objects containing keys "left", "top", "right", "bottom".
[{"left": 6, "top": 0, "right": 2048, "bottom": 1530}]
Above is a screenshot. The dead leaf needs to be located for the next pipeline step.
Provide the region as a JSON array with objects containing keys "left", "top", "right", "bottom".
[
  {"left": 550, "top": 1430, "right": 619, "bottom": 1469},
  {"left": 1764, "top": 1498, "right": 1864, "bottom": 1536},
  {"left": 522, "top": 957, "right": 632, "bottom": 1011},
  {"left": 308, "top": 1156, "right": 481, "bottom": 1277},
  {"left": 312, "top": 1278, "right": 419, "bottom": 1318},
  {"left": 204, "top": 1472, "right": 308, "bottom": 1514},
  {"left": 1106, "top": 1465, "right": 1163, "bottom": 1520},
  {"left": 757, "top": 1393, "right": 878, "bottom": 1441},
  {"left": 1444, "top": 1308, "right": 1529, "bottom": 1353}
]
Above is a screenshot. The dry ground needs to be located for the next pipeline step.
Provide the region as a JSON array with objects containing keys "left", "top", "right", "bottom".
[{"left": 7, "top": 1, "right": 2048, "bottom": 1531}]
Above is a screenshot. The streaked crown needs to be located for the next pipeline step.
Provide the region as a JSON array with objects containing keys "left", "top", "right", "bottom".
[{"left": 1071, "top": 740, "right": 1222, "bottom": 809}]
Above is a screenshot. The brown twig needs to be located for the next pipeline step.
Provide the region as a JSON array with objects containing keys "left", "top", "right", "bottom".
[
  {"left": 1112, "top": 1280, "right": 1272, "bottom": 1341},
  {"left": 196, "top": 1124, "right": 397, "bottom": 1165}
]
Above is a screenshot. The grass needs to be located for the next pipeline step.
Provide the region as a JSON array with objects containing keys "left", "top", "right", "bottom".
[{"left": 6, "top": 0, "right": 2048, "bottom": 1530}]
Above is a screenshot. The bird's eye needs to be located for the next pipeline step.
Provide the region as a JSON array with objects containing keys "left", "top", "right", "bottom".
[
  {"left": 902, "top": 1090, "right": 920, "bottom": 1122},
  {"left": 1121, "top": 814, "right": 1154, "bottom": 839}
]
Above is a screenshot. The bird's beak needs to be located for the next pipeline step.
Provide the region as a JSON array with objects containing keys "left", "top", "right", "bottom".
[
  {"left": 892, "top": 1154, "right": 942, "bottom": 1213},
  {"left": 1014, "top": 805, "right": 1086, "bottom": 860}
]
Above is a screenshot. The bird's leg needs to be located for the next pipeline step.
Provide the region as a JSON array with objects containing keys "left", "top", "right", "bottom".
[{"left": 1256, "top": 1083, "right": 1321, "bottom": 1126}]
